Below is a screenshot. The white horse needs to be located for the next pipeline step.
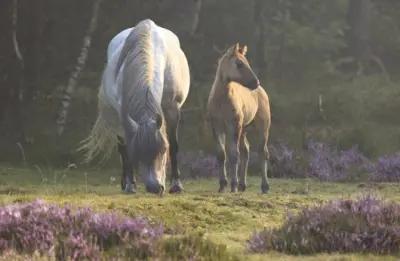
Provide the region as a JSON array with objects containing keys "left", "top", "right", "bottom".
[{"left": 81, "top": 19, "right": 190, "bottom": 194}]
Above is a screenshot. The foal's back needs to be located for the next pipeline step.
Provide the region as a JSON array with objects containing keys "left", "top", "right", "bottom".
[{"left": 209, "top": 81, "right": 270, "bottom": 128}]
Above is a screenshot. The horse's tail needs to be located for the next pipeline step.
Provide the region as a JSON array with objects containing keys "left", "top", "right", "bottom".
[{"left": 78, "top": 98, "right": 118, "bottom": 163}]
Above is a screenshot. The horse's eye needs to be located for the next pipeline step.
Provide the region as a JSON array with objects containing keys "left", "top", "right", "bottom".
[{"left": 236, "top": 60, "right": 244, "bottom": 69}]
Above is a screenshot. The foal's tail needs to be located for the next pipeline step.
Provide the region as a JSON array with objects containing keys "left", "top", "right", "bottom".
[{"left": 78, "top": 99, "right": 118, "bottom": 163}]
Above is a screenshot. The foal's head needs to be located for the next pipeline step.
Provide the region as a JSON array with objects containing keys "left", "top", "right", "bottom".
[
  {"left": 218, "top": 43, "right": 260, "bottom": 90},
  {"left": 127, "top": 113, "right": 169, "bottom": 194}
]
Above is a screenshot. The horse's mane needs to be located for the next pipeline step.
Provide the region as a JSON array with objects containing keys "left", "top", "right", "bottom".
[
  {"left": 117, "top": 20, "right": 166, "bottom": 160},
  {"left": 118, "top": 20, "right": 164, "bottom": 123}
]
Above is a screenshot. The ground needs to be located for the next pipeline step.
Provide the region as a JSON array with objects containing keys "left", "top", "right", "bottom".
[{"left": 0, "top": 165, "right": 399, "bottom": 260}]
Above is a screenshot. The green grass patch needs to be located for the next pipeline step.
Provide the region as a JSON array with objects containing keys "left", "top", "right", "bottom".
[{"left": 0, "top": 165, "right": 399, "bottom": 260}]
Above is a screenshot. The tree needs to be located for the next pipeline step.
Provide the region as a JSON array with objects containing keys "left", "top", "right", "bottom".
[
  {"left": 347, "top": 0, "right": 389, "bottom": 78},
  {"left": 347, "top": 0, "right": 371, "bottom": 69}
]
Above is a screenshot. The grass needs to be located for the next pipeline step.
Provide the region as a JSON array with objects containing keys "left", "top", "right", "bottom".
[{"left": 0, "top": 165, "right": 399, "bottom": 260}]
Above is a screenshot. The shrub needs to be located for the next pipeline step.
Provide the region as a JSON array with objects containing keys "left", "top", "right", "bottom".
[
  {"left": 369, "top": 153, "right": 400, "bottom": 182},
  {"left": 269, "top": 142, "right": 304, "bottom": 178},
  {"left": 307, "top": 141, "right": 370, "bottom": 181},
  {"left": 0, "top": 200, "right": 163, "bottom": 260},
  {"left": 248, "top": 195, "right": 400, "bottom": 255},
  {"left": 178, "top": 151, "right": 218, "bottom": 178}
]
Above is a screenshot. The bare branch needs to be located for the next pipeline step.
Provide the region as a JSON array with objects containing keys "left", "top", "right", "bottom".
[
  {"left": 12, "top": 0, "right": 23, "bottom": 66},
  {"left": 190, "top": 0, "right": 202, "bottom": 36},
  {"left": 56, "top": 0, "right": 103, "bottom": 135}
]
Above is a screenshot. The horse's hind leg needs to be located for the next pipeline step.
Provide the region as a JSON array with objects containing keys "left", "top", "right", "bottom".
[
  {"left": 212, "top": 126, "right": 228, "bottom": 192},
  {"left": 238, "top": 133, "right": 249, "bottom": 192},
  {"left": 165, "top": 107, "right": 184, "bottom": 193},
  {"left": 227, "top": 124, "right": 241, "bottom": 193},
  {"left": 118, "top": 136, "right": 136, "bottom": 193},
  {"left": 259, "top": 135, "right": 270, "bottom": 194}
]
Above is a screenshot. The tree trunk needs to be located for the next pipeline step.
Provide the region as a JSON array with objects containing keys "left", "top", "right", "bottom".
[
  {"left": 24, "top": 0, "right": 45, "bottom": 102},
  {"left": 0, "top": 1, "right": 13, "bottom": 128},
  {"left": 347, "top": 0, "right": 390, "bottom": 79},
  {"left": 11, "top": 0, "right": 26, "bottom": 141},
  {"left": 56, "top": 0, "right": 103, "bottom": 135}
]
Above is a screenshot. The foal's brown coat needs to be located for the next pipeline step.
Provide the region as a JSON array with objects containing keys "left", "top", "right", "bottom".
[{"left": 207, "top": 44, "right": 271, "bottom": 193}]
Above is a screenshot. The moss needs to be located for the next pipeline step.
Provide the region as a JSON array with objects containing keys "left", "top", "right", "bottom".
[{"left": 161, "top": 233, "right": 240, "bottom": 261}]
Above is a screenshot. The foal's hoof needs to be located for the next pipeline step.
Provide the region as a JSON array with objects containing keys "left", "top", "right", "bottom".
[
  {"left": 261, "top": 183, "right": 270, "bottom": 194},
  {"left": 123, "top": 184, "right": 136, "bottom": 194},
  {"left": 218, "top": 180, "right": 228, "bottom": 193},
  {"left": 238, "top": 183, "right": 247, "bottom": 192},
  {"left": 169, "top": 181, "right": 184, "bottom": 194}
]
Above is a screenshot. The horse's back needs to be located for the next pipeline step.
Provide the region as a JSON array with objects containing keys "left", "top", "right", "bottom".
[
  {"left": 101, "top": 19, "right": 189, "bottom": 118},
  {"left": 107, "top": 27, "right": 133, "bottom": 61},
  {"left": 158, "top": 27, "right": 190, "bottom": 108}
]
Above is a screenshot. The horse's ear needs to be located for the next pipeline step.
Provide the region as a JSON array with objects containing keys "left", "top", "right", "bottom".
[
  {"left": 155, "top": 113, "right": 163, "bottom": 129},
  {"left": 239, "top": 45, "right": 248, "bottom": 56},
  {"left": 227, "top": 43, "right": 239, "bottom": 56},
  {"left": 234, "top": 43, "right": 240, "bottom": 53}
]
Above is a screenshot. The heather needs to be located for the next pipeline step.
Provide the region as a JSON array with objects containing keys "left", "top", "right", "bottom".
[
  {"left": 369, "top": 153, "right": 400, "bottom": 182},
  {"left": 178, "top": 151, "right": 218, "bottom": 178},
  {"left": 248, "top": 195, "right": 400, "bottom": 255},
  {"left": 1, "top": 167, "right": 400, "bottom": 260},
  {"left": 0, "top": 200, "right": 163, "bottom": 260},
  {"left": 307, "top": 141, "right": 370, "bottom": 181},
  {"left": 269, "top": 142, "right": 303, "bottom": 178}
]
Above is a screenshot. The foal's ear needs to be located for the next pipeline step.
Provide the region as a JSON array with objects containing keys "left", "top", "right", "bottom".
[
  {"left": 239, "top": 45, "right": 248, "bottom": 56},
  {"left": 155, "top": 113, "right": 163, "bottom": 129},
  {"left": 234, "top": 43, "right": 240, "bottom": 53}
]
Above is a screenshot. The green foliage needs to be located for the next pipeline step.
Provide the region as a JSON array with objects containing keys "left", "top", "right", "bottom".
[{"left": 2, "top": 0, "right": 400, "bottom": 164}]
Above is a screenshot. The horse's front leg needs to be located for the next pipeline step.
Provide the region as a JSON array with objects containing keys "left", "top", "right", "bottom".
[
  {"left": 212, "top": 125, "right": 228, "bottom": 192},
  {"left": 227, "top": 124, "right": 241, "bottom": 193},
  {"left": 165, "top": 108, "right": 184, "bottom": 193},
  {"left": 118, "top": 136, "right": 136, "bottom": 193},
  {"left": 259, "top": 135, "right": 270, "bottom": 194},
  {"left": 238, "top": 133, "right": 250, "bottom": 192}
]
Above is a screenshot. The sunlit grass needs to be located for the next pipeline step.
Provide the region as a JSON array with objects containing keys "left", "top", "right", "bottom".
[{"left": 0, "top": 165, "right": 399, "bottom": 260}]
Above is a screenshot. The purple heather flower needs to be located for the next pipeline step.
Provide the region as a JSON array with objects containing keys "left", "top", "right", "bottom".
[
  {"left": 248, "top": 195, "right": 400, "bottom": 254},
  {"left": 0, "top": 200, "right": 163, "bottom": 259}
]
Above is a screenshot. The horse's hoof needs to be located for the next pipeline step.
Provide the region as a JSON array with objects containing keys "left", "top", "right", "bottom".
[
  {"left": 261, "top": 183, "right": 270, "bottom": 194},
  {"left": 231, "top": 183, "right": 238, "bottom": 193},
  {"left": 124, "top": 184, "right": 136, "bottom": 194},
  {"left": 123, "top": 189, "right": 136, "bottom": 194},
  {"left": 238, "top": 183, "right": 246, "bottom": 192},
  {"left": 169, "top": 183, "right": 184, "bottom": 194},
  {"left": 218, "top": 180, "right": 228, "bottom": 193}
]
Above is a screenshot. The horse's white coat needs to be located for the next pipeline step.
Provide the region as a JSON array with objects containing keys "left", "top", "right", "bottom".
[{"left": 82, "top": 19, "right": 190, "bottom": 161}]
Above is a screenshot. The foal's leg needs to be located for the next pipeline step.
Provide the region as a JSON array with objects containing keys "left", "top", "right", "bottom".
[
  {"left": 212, "top": 126, "right": 228, "bottom": 192},
  {"left": 165, "top": 107, "right": 184, "bottom": 193},
  {"left": 227, "top": 125, "right": 241, "bottom": 193},
  {"left": 117, "top": 136, "right": 136, "bottom": 193},
  {"left": 259, "top": 135, "right": 270, "bottom": 194},
  {"left": 238, "top": 133, "right": 250, "bottom": 192}
]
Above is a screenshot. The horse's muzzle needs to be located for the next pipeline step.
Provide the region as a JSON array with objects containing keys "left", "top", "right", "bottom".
[{"left": 247, "top": 79, "right": 260, "bottom": 90}]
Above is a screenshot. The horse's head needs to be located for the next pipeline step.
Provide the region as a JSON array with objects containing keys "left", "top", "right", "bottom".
[
  {"left": 218, "top": 43, "right": 260, "bottom": 90},
  {"left": 127, "top": 114, "right": 168, "bottom": 195}
]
